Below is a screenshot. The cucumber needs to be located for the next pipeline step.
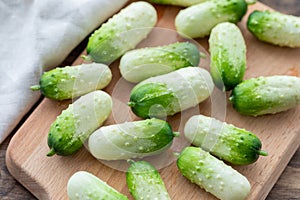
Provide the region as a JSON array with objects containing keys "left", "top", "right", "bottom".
[
  {"left": 88, "top": 118, "right": 178, "bottom": 160},
  {"left": 147, "top": 0, "right": 208, "bottom": 7},
  {"left": 126, "top": 161, "right": 171, "bottom": 200},
  {"left": 230, "top": 75, "right": 300, "bottom": 116},
  {"left": 247, "top": 10, "right": 300, "bottom": 48},
  {"left": 175, "top": 0, "right": 248, "bottom": 38},
  {"left": 31, "top": 63, "right": 112, "bottom": 100},
  {"left": 84, "top": 1, "right": 157, "bottom": 64},
  {"left": 209, "top": 22, "right": 246, "bottom": 91},
  {"left": 184, "top": 114, "right": 267, "bottom": 165},
  {"left": 177, "top": 147, "right": 251, "bottom": 200},
  {"left": 47, "top": 91, "right": 112, "bottom": 156},
  {"left": 128, "top": 67, "right": 214, "bottom": 118},
  {"left": 67, "top": 171, "right": 128, "bottom": 200},
  {"left": 120, "top": 42, "right": 200, "bottom": 83}
]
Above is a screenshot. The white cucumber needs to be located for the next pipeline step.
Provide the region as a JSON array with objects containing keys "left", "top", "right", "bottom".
[
  {"left": 31, "top": 63, "right": 112, "bottom": 100},
  {"left": 126, "top": 161, "right": 171, "bottom": 200},
  {"left": 175, "top": 0, "right": 248, "bottom": 38},
  {"left": 177, "top": 147, "right": 251, "bottom": 200},
  {"left": 67, "top": 171, "right": 128, "bottom": 200},
  {"left": 85, "top": 1, "right": 157, "bottom": 64},
  {"left": 47, "top": 90, "right": 112, "bottom": 156},
  {"left": 129, "top": 67, "right": 214, "bottom": 118},
  {"left": 88, "top": 118, "right": 177, "bottom": 160},
  {"left": 120, "top": 42, "right": 200, "bottom": 83}
]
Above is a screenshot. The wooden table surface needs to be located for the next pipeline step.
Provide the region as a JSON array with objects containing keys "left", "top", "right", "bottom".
[{"left": 0, "top": 0, "right": 299, "bottom": 199}]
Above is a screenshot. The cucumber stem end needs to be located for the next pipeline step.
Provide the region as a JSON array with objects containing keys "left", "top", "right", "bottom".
[
  {"left": 30, "top": 85, "right": 41, "bottom": 91},
  {"left": 173, "top": 132, "right": 180, "bottom": 137},
  {"left": 258, "top": 150, "right": 268, "bottom": 156},
  {"left": 47, "top": 148, "right": 56, "bottom": 157},
  {"left": 81, "top": 55, "right": 93, "bottom": 62},
  {"left": 127, "top": 102, "right": 135, "bottom": 107}
]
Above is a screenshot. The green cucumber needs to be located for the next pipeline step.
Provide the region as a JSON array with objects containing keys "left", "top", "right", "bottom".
[
  {"left": 230, "top": 75, "right": 300, "bottom": 116},
  {"left": 47, "top": 91, "right": 112, "bottom": 156},
  {"left": 247, "top": 10, "right": 300, "bottom": 48},
  {"left": 120, "top": 42, "right": 200, "bottom": 83},
  {"left": 31, "top": 63, "right": 112, "bottom": 100},
  {"left": 67, "top": 171, "right": 128, "bottom": 200},
  {"left": 177, "top": 147, "right": 251, "bottom": 200},
  {"left": 84, "top": 1, "right": 157, "bottom": 64},
  {"left": 128, "top": 67, "right": 214, "bottom": 118},
  {"left": 126, "top": 161, "right": 171, "bottom": 200},
  {"left": 147, "top": 0, "right": 208, "bottom": 7},
  {"left": 209, "top": 22, "right": 246, "bottom": 91},
  {"left": 88, "top": 118, "right": 178, "bottom": 160},
  {"left": 175, "top": 0, "right": 248, "bottom": 38},
  {"left": 184, "top": 114, "right": 267, "bottom": 165}
]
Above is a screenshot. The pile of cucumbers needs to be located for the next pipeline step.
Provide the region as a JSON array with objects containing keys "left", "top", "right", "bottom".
[{"left": 31, "top": 1, "right": 300, "bottom": 200}]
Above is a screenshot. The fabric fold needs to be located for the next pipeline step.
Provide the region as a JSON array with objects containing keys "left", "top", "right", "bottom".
[{"left": 0, "top": 0, "right": 129, "bottom": 143}]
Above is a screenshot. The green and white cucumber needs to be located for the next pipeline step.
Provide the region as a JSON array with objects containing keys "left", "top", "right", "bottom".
[
  {"left": 47, "top": 91, "right": 112, "bottom": 156},
  {"left": 88, "top": 118, "right": 178, "bottom": 160},
  {"left": 177, "top": 147, "right": 251, "bottom": 200},
  {"left": 31, "top": 63, "right": 112, "bottom": 100},
  {"left": 67, "top": 171, "right": 128, "bottom": 200},
  {"left": 247, "top": 10, "right": 300, "bottom": 47},
  {"left": 128, "top": 67, "right": 214, "bottom": 118},
  {"left": 126, "top": 161, "right": 171, "bottom": 200},
  {"left": 84, "top": 1, "right": 157, "bottom": 64},
  {"left": 147, "top": 0, "right": 208, "bottom": 7},
  {"left": 230, "top": 75, "right": 300, "bottom": 116},
  {"left": 120, "top": 42, "right": 200, "bottom": 83},
  {"left": 175, "top": 0, "right": 248, "bottom": 38},
  {"left": 209, "top": 22, "right": 246, "bottom": 91},
  {"left": 184, "top": 114, "right": 267, "bottom": 165}
]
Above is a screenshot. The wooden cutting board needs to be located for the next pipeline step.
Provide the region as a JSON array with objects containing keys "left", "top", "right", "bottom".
[{"left": 6, "top": 2, "right": 300, "bottom": 200}]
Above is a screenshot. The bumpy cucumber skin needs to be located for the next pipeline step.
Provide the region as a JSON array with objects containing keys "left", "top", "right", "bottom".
[
  {"left": 36, "top": 63, "right": 111, "bottom": 100},
  {"left": 177, "top": 147, "right": 251, "bottom": 200},
  {"left": 47, "top": 91, "right": 112, "bottom": 156},
  {"left": 120, "top": 42, "right": 200, "bottom": 83},
  {"left": 230, "top": 76, "right": 300, "bottom": 116},
  {"left": 67, "top": 171, "right": 128, "bottom": 200},
  {"left": 247, "top": 10, "right": 300, "bottom": 48},
  {"left": 175, "top": 0, "right": 247, "bottom": 38},
  {"left": 86, "top": 2, "right": 157, "bottom": 64},
  {"left": 129, "top": 83, "right": 178, "bottom": 119},
  {"left": 129, "top": 67, "right": 214, "bottom": 118},
  {"left": 184, "top": 115, "right": 265, "bottom": 165},
  {"left": 88, "top": 118, "right": 175, "bottom": 160},
  {"left": 209, "top": 22, "right": 246, "bottom": 91},
  {"left": 126, "top": 161, "right": 171, "bottom": 200},
  {"left": 148, "top": 0, "right": 208, "bottom": 7}
]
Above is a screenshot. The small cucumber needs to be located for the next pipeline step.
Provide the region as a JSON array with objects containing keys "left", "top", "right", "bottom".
[
  {"left": 247, "top": 10, "right": 300, "bottom": 48},
  {"left": 126, "top": 161, "right": 171, "bottom": 200},
  {"left": 175, "top": 0, "right": 248, "bottom": 38},
  {"left": 67, "top": 171, "right": 128, "bottom": 200},
  {"left": 120, "top": 42, "right": 200, "bottom": 83},
  {"left": 209, "top": 22, "right": 246, "bottom": 91},
  {"left": 84, "top": 1, "right": 157, "bottom": 64},
  {"left": 128, "top": 67, "right": 214, "bottom": 118},
  {"left": 88, "top": 118, "right": 178, "bottom": 160},
  {"left": 177, "top": 147, "right": 251, "bottom": 200},
  {"left": 147, "top": 0, "right": 208, "bottom": 7},
  {"left": 230, "top": 75, "right": 300, "bottom": 116},
  {"left": 47, "top": 91, "right": 112, "bottom": 156},
  {"left": 184, "top": 114, "right": 267, "bottom": 165},
  {"left": 31, "top": 63, "right": 112, "bottom": 100}
]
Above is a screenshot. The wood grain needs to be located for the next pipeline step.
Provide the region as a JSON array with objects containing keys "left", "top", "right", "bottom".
[{"left": 2, "top": 1, "right": 300, "bottom": 200}]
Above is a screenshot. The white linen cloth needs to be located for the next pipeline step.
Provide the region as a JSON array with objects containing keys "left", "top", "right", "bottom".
[{"left": 0, "top": 0, "right": 128, "bottom": 143}]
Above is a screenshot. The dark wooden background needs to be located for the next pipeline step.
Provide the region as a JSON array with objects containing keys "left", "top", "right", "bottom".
[{"left": 0, "top": 0, "right": 299, "bottom": 199}]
